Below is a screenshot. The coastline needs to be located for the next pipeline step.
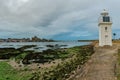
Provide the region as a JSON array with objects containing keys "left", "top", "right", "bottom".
[{"left": 0, "top": 43, "right": 94, "bottom": 80}]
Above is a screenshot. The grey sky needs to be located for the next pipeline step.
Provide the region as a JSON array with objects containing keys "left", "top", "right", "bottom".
[{"left": 0, "top": 0, "right": 119, "bottom": 40}]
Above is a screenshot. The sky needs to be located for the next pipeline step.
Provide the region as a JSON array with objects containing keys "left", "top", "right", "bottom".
[{"left": 0, "top": 0, "right": 120, "bottom": 40}]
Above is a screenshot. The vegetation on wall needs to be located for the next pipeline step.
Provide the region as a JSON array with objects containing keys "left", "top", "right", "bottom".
[{"left": 30, "top": 45, "right": 94, "bottom": 80}]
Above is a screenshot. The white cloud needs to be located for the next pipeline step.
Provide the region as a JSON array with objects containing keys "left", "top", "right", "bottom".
[
  {"left": 0, "top": 0, "right": 119, "bottom": 39},
  {"left": 70, "top": 31, "right": 91, "bottom": 37}
]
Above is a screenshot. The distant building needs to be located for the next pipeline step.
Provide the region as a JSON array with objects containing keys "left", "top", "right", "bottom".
[
  {"left": 98, "top": 10, "right": 112, "bottom": 46},
  {"left": 0, "top": 38, "right": 30, "bottom": 42},
  {"left": 31, "top": 36, "right": 41, "bottom": 42}
]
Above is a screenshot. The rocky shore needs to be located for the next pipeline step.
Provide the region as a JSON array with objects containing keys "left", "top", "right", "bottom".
[{"left": 0, "top": 44, "right": 94, "bottom": 80}]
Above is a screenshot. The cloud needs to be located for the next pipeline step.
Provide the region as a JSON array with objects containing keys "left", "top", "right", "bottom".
[
  {"left": 0, "top": 0, "right": 119, "bottom": 39},
  {"left": 70, "top": 31, "right": 91, "bottom": 37}
]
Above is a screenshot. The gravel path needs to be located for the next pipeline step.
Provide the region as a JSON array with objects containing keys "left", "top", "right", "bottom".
[{"left": 73, "top": 45, "right": 118, "bottom": 80}]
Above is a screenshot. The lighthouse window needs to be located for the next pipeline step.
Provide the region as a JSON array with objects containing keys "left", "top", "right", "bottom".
[
  {"left": 103, "top": 16, "right": 110, "bottom": 22},
  {"left": 105, "top": 35, "right": 108, "bottom": 37},
  {"left": 105, "top": 27, "right": 107, "bottom": 31}
]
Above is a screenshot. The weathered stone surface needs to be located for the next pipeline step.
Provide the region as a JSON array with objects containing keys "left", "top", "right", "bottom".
[{"left": 73, "top": 45, "right": 117, "bottom": 80}]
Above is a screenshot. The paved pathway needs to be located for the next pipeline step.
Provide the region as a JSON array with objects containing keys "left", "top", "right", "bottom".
[{"left": 73, "top": 45, "right": 118, "bottom": 80}]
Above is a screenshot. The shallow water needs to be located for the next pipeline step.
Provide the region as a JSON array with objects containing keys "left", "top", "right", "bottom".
[{"left": 0, "top": 42, "right": 91, "bottom": 52}]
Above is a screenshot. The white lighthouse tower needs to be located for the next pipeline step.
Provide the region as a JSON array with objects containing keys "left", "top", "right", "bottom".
[{"left": 98, "top": 10, "right": 112, "bottom": 46}]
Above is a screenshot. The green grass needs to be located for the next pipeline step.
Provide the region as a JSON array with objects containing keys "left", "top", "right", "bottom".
[
  {"left": 0, "top": 61, "right": 32, "bottom": 80},
  {"left": 15, "top": 52, "right": 27, "bottom": 59},
  {"left": 15, "top": 52, "right": 28, "bottom": 63}
]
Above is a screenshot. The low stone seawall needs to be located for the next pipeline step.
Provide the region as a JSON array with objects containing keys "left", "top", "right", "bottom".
[{"left": 117, "top": 49, "right": 120, "bottom": 80}]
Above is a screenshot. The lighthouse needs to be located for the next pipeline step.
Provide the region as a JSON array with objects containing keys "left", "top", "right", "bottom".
[{"left": 98, "top": 10, "right": 112, "bottom": 46}]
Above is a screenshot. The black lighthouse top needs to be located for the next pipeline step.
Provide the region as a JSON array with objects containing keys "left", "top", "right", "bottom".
[
  {"left": 98, "top": 9, "right": 112, "bottom": 26},
  {"left": 101, "top": 9, "right": 111, "bottom": 22}
]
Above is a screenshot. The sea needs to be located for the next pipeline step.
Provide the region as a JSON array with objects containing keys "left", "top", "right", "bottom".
[{"left": 0, "top": 42, "right": 91, "bottom": 52}]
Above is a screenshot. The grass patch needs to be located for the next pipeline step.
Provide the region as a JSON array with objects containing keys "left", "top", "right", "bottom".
[
  {"left": 15, "top": 52, "right": 28, "bottom": 63},
  {"left": 0, "top": 61, "right": 32, "bottom": 80}
]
